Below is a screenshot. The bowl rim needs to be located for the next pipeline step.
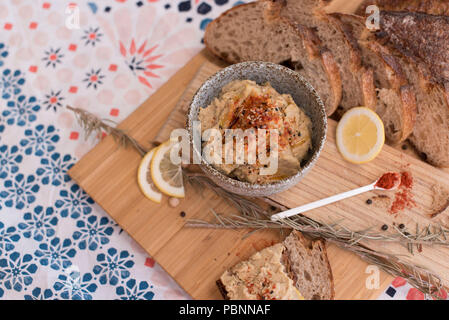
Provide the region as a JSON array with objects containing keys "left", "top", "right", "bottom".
[{"left": 186, "top": 61, "right": 327, "bottom": 191}]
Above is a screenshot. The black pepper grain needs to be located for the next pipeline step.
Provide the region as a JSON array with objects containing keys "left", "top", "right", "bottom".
[
  {"left": 381, "top": 224, "right": 388, "bottom": 231},
  {"left": 180, "top": 211, "right": 186, "bottom": 218},
  {"left": 366, "top": 199, "right": 372, "bottom": 205},
  {"left": 399, "top": 223, "right": 405, "bottom": 229},
  {"left": 420, "top": 152, "right": 428, "bottom": 161},
  {"left": 401, "top": 144, "right": 407, "bottom": 150}
]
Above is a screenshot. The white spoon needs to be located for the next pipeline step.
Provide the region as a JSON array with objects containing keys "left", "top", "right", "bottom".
[{"left": 270, "top": 172, "right": 401, "bottom": 221}]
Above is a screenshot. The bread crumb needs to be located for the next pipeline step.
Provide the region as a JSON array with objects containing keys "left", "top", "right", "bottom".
[{"left": 169, "top": 197, "right": 180, "bottom": 208}]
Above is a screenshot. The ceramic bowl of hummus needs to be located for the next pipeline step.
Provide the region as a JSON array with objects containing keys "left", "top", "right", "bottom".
[{"left": 186, "top": 61, "right": 327, "bottom": 197}]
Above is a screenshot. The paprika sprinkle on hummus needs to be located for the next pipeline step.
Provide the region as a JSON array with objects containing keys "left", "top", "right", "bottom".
[{"left": 198, "top": 80, "right": 313, "bottom": 184}]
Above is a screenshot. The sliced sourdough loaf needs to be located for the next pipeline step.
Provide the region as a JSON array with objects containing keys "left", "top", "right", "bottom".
[
  {"left": 272, "top": 0, "right": 376, "bottom": 110},
  {"left": 204, "top": 1, "right": 342, "bottom": 115},
  {"left": 332, "top": 13, "right": 417, "bottom": 144},
  {"left": 372, "top": 38, "right": 449, "bottom": 167},
  {"left": 371, "top": 12, "right": 449, "bottom": 166},
  {"left": 217, "top": 230, "right": 334, "bottom": 300}
]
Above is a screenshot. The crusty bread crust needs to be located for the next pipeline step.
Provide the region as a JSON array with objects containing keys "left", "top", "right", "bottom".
[
  {"left": 398, "top": 85, "right": 418, "bottom": 143},
  {"left": 377, "top": 11, "right": 449, "bottom": 86},
  {"left": 216, "top": 279, "right": 230, "bottom": 300},
  {"left": 360, "top": 67, "right": 376, "bottom": 110},
  {"left": 287, "top": 20, "right": 342, "bottom": 115},
  {"left": 320, "top": 48, "right": 343, "bottom": 115}
]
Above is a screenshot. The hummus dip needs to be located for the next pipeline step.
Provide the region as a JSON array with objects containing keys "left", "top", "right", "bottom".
[
  {"left": 199, "top": 80, "right": 312, "bottom": 184},
  {"left": 220, "top": 243, "right": 304, "bottom": 300}
]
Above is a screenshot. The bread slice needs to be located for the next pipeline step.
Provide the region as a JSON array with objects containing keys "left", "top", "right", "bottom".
[
  {"left": 282, "top": 231, "right": 334, "bottom": 300},
  {"left": 357, "top": 0, "right": 449, "bottom": 16},
  {"left": 204, "top": 1, "right": 342, "bottom": 115},
  {"left": 333, "top": 13, "right": 417, "bottom": 144},
  {"left": 408, "top": 84, "right": 449, "bottom": 167},
  {"left": 217, "top": 231, "right": 334, "bottom": 300},
  {"left": 272, "top": 0, "right": 376, "bottom": 111}
]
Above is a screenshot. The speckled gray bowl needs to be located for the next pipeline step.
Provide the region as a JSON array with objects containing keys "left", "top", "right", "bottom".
[{"left": 186, "top": 61, "right": 327, "bottom": 197}]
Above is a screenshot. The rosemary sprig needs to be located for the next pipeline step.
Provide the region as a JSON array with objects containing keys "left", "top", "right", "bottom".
[
  {"left": 183, "top": 170, "right": 268, "bottom": 219},
  {"left": 67, "top": 105, "right": 148, "bottom": 156},
  {"left": 186, "top": 208, "right": 449, "bottom": 251}
]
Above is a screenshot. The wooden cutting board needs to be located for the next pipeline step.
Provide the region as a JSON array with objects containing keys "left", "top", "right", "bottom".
[{"left": 68, "top": 0, "right": 449, "bottom": 299}]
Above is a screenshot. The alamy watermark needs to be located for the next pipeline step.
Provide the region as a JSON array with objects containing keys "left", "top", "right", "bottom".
[
  {"left": 365, "top": 5, "right": 380, "bottom": 31},
  {"left": 65, "top": 3, "right": 80, "bottom": 30},
  {"left": 169, "top": 123, "right": 281, "bottom": 175},
  {"left": 365, "top": 265, "right": 380, "bottom": 290}
]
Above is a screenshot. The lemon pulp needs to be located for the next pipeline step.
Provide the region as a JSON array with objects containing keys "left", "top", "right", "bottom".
[{"left": 336, "top": 107, "right": 385, "bottom": 164}]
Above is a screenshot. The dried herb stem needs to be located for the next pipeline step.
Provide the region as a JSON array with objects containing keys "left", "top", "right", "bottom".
[
  {"left": 183, "top": 169, "right": 268, "bottom": 219},
  {"left": 67, "top": 105, "right": 148, "bottom": 156},
  {"left": 187, "top": 210, "right": 449, "bottom": 249}
]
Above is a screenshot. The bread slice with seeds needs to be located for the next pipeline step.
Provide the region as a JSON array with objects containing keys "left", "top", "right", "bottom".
[{"left": 204, "top": 1, "right": 342, "bottom": 115}]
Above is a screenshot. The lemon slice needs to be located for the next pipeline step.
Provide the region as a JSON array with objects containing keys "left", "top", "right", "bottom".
[
  {"left": 137, "top": 149, "right": 162, "bottom": 203},
  {"left": 336, "top": 107, "right": 385, "bottom": 164},
  {"left": 151, "top": 140, "right": 185, "bottom": 198}
]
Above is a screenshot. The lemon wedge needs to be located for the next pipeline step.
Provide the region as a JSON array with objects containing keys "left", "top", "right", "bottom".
[
  {"left": 137, "top": 148, "right": 163, "bottom": 203},
  {"left": 150, "top": 140, "right": 185, "bottom": 198},
  {"left": 336, "top": 107, "right": 385, "bottom": 164}
]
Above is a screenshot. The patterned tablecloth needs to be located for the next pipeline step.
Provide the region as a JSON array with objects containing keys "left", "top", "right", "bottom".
[{"left": 0, "top": 0, "right": 425, "bottom": 300}]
